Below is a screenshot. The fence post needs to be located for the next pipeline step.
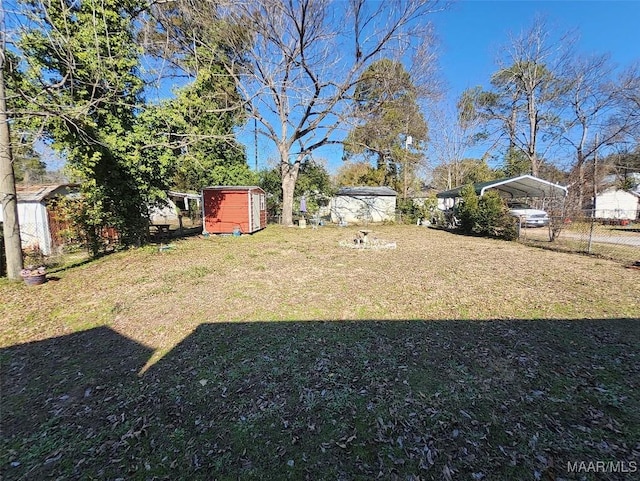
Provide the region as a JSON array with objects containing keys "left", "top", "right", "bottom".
[{"left": 587, "top": 210, "right": 595, "bottom": 254}]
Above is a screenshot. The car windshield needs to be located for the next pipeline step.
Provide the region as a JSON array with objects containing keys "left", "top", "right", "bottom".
[{"left": 508, "top": 202, "right": 531, "bottom": 209}]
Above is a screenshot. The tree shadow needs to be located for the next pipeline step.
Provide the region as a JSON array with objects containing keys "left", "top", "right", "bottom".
[
  {"left": 2, "top": 319, "right": 639, "bottom": 480},
  {"left": 1, "top": 327, "right": 153, "bottom": 479},
  {"left": 47, "top": 251, "right": 109, "bottom": 275}
]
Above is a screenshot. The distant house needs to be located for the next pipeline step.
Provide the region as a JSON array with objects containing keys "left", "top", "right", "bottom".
[
  {"left": 330, "top": 186, "right": 397, "bottom": 224},
  {"left": 600, "top": 173, "right": 640, "bottom": 194},
  {"left": 594, "top": 188, "right": 640, "bottom": 220},
  {"left": 0, "top": 184, "right": 78, "bottom": 255}
]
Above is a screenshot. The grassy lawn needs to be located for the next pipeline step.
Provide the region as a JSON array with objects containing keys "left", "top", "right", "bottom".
[{"left": 1, "top": 225, "right": 639, "bottom": 480}]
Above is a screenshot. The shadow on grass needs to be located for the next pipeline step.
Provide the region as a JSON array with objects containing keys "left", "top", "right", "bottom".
[
  {"left": 46, "top": 255, "right": 95, "bottom": 275},
  {"left": 2, "top": 319, "right": 639, "bottom": 480},
  {"left": 148, "top": 226, "right": 203, "bottom": 245}
]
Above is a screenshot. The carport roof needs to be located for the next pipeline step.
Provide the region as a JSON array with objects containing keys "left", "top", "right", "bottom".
[{"left": 436, "top": 175, "right": 568, "bottom": 199}]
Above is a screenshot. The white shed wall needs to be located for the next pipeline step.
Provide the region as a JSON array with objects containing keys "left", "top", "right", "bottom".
[
  {"left": 331, "top": 195, "right": 396, "bottom": 224},
  {"left": 0, "top": 202, "right": 53, "bottom": 255},
  {"left": 595, "top": 189, "right": 639, "bottom": 220}
]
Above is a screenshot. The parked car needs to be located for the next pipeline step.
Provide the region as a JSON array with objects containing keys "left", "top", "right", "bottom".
[{"left": 507, "top": 201, "right": 550, "bottom": 227}]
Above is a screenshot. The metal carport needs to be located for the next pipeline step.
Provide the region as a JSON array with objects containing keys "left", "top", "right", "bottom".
[{"left": 436, "top": 175, "right": 568, "bottom": 200}]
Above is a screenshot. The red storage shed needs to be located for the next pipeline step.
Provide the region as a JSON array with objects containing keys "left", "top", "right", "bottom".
[{"left": 202, "top": 186, "right": 267, "bottom": 235}]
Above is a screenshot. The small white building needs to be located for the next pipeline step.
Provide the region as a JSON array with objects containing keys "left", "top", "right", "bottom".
[
  {"left": 330, "top": 186, "right": 397, "bottom": 224},
  {"left": 148, "top": 198, "right": 180, "bottom": 224},
  {"left": 148, "top": 191, "right": 202, "bottom": 225},
  {"left": 594, "top": 188, "right": 640, "bottom": 220},
  {"left": 0, "top": 184, "right": 78, "bottom": 255}
]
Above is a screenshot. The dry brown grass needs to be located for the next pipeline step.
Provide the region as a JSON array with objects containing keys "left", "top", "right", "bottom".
[
  {"left": 2, "top": 225, "right": 638, "bottom": 353},
  {"left": 2, "top": 225, "right": 639, "bottom": 480}
]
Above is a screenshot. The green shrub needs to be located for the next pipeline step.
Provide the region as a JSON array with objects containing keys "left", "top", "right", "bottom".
[
  {"left": 397, "top": 196, "right": 440, "bottom": 225},
  {"left": 396, "top": 199, "right": 421, "bottom": 224},
  {"left": 477, "top": 191, "right": 518, "bottom": 240},
  {"left": 457, "top": 186, "right": 517, "bottom": 240},
  {"left": 457, "top": 184, "right": 479, "bottom": 234}
]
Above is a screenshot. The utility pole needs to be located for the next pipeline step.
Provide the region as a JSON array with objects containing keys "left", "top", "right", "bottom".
[
  {"left": 404, "top": 134, "right": 412, "bottom": 200},
  {"left": 587, "top": 133, "right": 599, "bottom": 254},
  {"left": 0, "top": 46, "right": 24, "bottom": 279},
  {"left": 254, "top": 117, "right": 258, "bottom": 170},
  {"left": 593, "top": 133, "right": 599, "bottom": 204}
]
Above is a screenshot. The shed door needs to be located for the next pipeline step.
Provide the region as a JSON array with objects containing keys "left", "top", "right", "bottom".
[{"left": 251, "top": 191, "right": 261, "bottom": 230}]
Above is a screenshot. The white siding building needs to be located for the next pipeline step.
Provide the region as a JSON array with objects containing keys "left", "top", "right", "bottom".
[
  {"left": 0, "top": 184, "right": 78, "bottom": 255},
  {"left": 330, "top": 187, "right": 397, "bottom": 224},
  {"left": 594, "top": 188, "right": 640, "bottom": 220}
]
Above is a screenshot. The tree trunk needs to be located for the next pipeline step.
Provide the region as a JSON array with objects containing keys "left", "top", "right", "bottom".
[
  {"left": 530, "top": 153, "right": 539, "bottom": 177},
  {"left": 0, "top": 67, "right": 24, "bottom": 279},
  {"left": 281, "top": 173, "right": 296, "bottom": 226},
  {"left": 527, "top": 92, "right": 539, "bottom": 177},
  {"left": 576, "top": 151, "right": 585, "bottom": 211},
  {"left": 280, "top": 151, "right": 300, "bottom": 227}
]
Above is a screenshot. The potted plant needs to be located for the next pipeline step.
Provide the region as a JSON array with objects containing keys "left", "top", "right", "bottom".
[{"left": 20, "top": 266, "right": 47, "bottom": 286}]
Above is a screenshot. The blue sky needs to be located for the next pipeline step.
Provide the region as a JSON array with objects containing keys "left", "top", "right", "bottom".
[
  {"left": 244, "top": 0, "right": 640, "bottom": 174},
  {"left": 436, "top": 0, "right": 639, "bottom": 100},
  {"left": 14, "top": 0, "right": 638, "bottom": 174}
]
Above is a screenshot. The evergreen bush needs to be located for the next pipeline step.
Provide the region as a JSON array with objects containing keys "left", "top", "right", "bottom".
[
  {"left": 457, "top": 184, "right": 479, "bottom": 234},
  {"left": 457, "top": 186, "right": 517, "bottom": 240}
]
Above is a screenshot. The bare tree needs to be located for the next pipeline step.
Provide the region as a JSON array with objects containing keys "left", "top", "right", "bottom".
[
  {"left": 498, "top": 19, "right": 574, "bottom": 176},
  {"left": 561, "top": 55, "right": 640, "bottom": 209},
  {"left": 237, "top": 0, "right": 447, "bottom": 224},
  {"left": 465, "top": 19, "right": 574, "bottom": 178},
  {"left": 427, "top": 95, "right": 490, "bottom": 190},
  {"left": 153, "top": 0, "right": 445, "bottom": 225},
  {"left": 616, "top": 63, "right": 640, "bottom": 144}
]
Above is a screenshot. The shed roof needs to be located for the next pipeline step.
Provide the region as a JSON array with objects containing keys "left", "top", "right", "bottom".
[
  {"left": 436, "top": 175, "right": 568, "bottom": 199},
  {"left": 337, "top": 186, "right": 397, "bottom": 197},
  {"left": 16, "top": 184, "right": 79, "bottom": 202},
  {"left": 202, "top": 186, "right": 264, "bottom": 192},
  {"left": 168, "top": 190, "right": 202, "bottom": 200}
]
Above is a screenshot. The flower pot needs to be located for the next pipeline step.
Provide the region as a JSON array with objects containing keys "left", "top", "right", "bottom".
[{"left": 23, "top": 273, "right": 47, "bottom": 286}]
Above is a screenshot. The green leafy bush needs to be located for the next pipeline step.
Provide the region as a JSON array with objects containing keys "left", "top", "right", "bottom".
[
  {"left": 396, "top": 199, "right": 421, "bottom": 224},
  {"left": 457, "top": 184, "right": 480, "bottom": 234},
  {"left": 397, "top": 195, "right": 439, "bottom": 225},
  {"left": 477, "top": 191, "right": 518, "bottom": 240},
  {"left": 457, "top": 186, "right": 517, "bottom": 240}
]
